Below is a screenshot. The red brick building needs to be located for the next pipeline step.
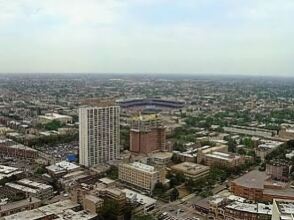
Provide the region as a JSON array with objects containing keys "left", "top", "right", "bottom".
[
  {"left": 230, "top": 170, "right": 294, "bottom": 202},
  {"left": 130, "top": 114, "right": 166, "bottom": 154}
]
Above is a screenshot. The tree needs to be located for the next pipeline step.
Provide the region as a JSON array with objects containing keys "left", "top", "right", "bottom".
[
  {"left": 170, "top": 188, "right": 179, "bottom": 201},
  {"left": 171, "top": 153, "right": 181, "bottom": 164},
  {"left": 100, "top": 199, "right": 120, "bottom": 220},
  {"left": 199, "top": 190, "right": 213, "bottom": 198},
  {"left": 44, "top": 120, "right": 63, "bottom": 131},
  {"left": 35, "top": 165, "right": 47, "bottom": 175},
  {"left": 237, "top": 148, "right": 246, "bottom": 155},
  {"left": 228, "top": 138, "right": 237, "bottom": 153},
  {"left": 152, "top": 182, "right": 166, "bottom": 196},
  {"left": 175, "top": 172, "right": 185, "bottom": 184},
  {"left": 120, "top": 126, "right": 130, "bottom": 150},
  {"left": 133, "top": 214, "right": 155, "bottom": 220},
  {"left": 106, "top": 165, "right": 119, "bottom": 180}
]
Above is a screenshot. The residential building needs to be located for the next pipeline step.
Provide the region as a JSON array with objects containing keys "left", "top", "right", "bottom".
[
  {"left": 0, "top": 165, "right": 24, "bottom": 181},
  {"left": 266, "top": 160, "right": 291, "bottom": 182},
  {"left": 0, "top": 197, "right": 41, "bottom": 218},
  {"left": 0, "top": 139, "right": 38, "bottom": 159},
  {"left": 79, "top": 106, "right": 120, "bottom": 167},
  {"left": 130, "top": 114, "right": 166, "bottom": 154},
  {"left": 6, "top": 179, "right": 53, "bottom": 200}
]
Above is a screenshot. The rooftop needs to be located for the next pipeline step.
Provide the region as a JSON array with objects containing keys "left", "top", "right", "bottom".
[
  {"left": 39, "top": 113, "right": 72, "bottom": 120},
  {"left": 122, "top": 188, "right": 157, "bottom": 207},
  {"left": 205, "top": 151, "right": 241, "bottom": 161},
  {"left": 151, "top": 152, "right": 173, "bottom": 159},
  {"left": 46, "top": 161, "right": 80, "bottom": 174},
  {"left": 0, "top": 197, "right": 41, "bottom": 213},
  {"left": 171, "top": 162, "right": 210, "bottom": 175},
  {"left": 0, "top": 165, "right": 23, "bottom": 181},
  {"left": 99, "top": 177, "right": 116, "bottom": 185},
  {"left": 275, "top": 199, "right": 294, "bottom": 218},
  {"left": 128, "top": 162, "right": 156, "bottom": 173},
  {"left": 226, "top": 201, "right": 272, "bottom": 215},
  {"left": 2, "top": 200, "right": 80, "bottom": 220},
  {"left": 232, "top": 170, "right": 269, "bottom": 189},
  {"left": 132, "top": 114, "right": 159, "bottom": 121}
]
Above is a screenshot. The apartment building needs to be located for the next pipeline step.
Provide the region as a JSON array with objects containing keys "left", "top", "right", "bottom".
[
  {"left": 6, "top": 179, "right": 53, "bottom": 200},
  {"left": 130, "top": 114, "right": 166, "bottom": 154},
  {"left": 118, "top": 162, "right": 165, "bottom": 192},
  {"left": 0, "top": 197, "right": 41, "bottom": 218},
  {"left": 79, "top": 106, "right": 120, "bottom": 167},
  {"left": 266, "top": 160, "right": 291, "bottom": 182}
]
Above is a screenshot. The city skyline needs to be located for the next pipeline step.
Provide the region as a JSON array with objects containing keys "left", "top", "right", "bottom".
[{"left": 0, "top": 0, "right": 293, "bottom": 76}]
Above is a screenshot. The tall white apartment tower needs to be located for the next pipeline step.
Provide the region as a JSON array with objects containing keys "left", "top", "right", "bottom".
[{"left": 79, "top": 106, "right": 120, "bottom": 167}]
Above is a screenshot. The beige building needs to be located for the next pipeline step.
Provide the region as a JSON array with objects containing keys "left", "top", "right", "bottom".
[
  {"left": 79, "top": 106, "right": 120, "bottom": 167},
  {"left": 170, "top": 162, "right": 210, "bottom": 181},
  {"left": 197, "top": 145, "right": 246, "bottom": 168},
  {"left": 83, "top": 194, "right": 104, "bottom": 214},
  {"left": 118, "top": 162, "right": 165, "bottom": 192},
  {"left": 199, "top": 151, "right": 245, "bottom": 168},
  {"left": 70, "top": 183, "right": 127, "bottom": 217}
]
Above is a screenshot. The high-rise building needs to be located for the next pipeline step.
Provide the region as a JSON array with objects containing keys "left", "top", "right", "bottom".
[
  {"left": 79, "top": 106, "right": 120, "bottom": 167},
  {"left": 130, "top": 114, "right": 166, "bottom": 154}
]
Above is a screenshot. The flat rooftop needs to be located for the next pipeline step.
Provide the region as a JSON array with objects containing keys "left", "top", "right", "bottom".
[
  {"left": 226, "top": 201, "right": 272, "bottom": 215},
  {"left": 232, "top": 170, "right": 269, "bottom": 189},
  {"left": 205, "top": 151, "right": 241, "bottom": 161},
  {"left": 0, "top": 197, "right": 41, "bottom": 213},
  {"left": 171, "top": 162, "right": 210, "bottom": 175},
  {"left": 0, "top": 165, "right": 23, "bottom": 181},
  {"left": 126, "top": 162, "right": 156, "bottom": 173},
  {"left": 39, "top": 113, "right": 72, "bottom": 120},
  {"left": 275, "top": 199, "right": 294, "bottom": 218},
  {"left": 0, "top": 165, "right": 19, "bottom": 175},
  {"left": 2, "top": 200, "right": 81, "bottom": 220},
  {"left": 46, "top": 161, "right": 80, "bottom": 173},
  {"left": 122, "top": 188, "right": 157, "bottom": 207},
  {"left": 151, "top": 152, "right": 173, "bottom": 159},
  {"left": 99, "top": 177, "right": 116, "bottom": 185}
]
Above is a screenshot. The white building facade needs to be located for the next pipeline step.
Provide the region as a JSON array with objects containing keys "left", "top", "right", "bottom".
[{"left": 79, "top": 106, "right": 120, "bottom": 167}]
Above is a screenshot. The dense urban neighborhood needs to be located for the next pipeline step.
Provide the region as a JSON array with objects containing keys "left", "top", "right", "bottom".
[{"left": 0, "top": 74, "right": 294, "bottom": 220}]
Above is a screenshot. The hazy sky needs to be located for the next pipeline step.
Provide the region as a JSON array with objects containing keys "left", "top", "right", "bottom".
[{"left": 0, "top": 0, "right": 293, "bottom": 75}]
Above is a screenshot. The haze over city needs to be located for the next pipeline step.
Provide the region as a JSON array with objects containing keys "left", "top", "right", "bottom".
[
  {"left": 1, "top": 1, "right": 294, "bottom": 220},
  {"left": 0, "top": 0, "right": 294, "bottom": 75}
]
